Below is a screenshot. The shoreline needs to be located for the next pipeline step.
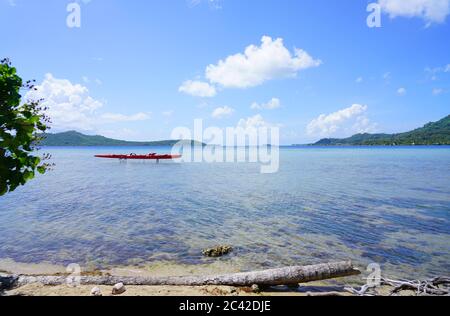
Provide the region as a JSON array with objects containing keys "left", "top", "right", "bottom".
[
  {"left": 0, "top": 258, "right": 420, "bottom": 297},
  {"left": 0, "top": 258, "right": 361, "bottom": 296}
]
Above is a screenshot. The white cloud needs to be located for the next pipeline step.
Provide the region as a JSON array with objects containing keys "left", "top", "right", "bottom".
[
  {"left": 82, "top": 76, "right": 102, "bottom": 85},
  {"left": 251, "top": 98, "right": 281, "bottom": 110},
  {"left": 179, "top": 80, "right": 217, "bottom": 97},
  {"left": 425, "top": 64, "right": 450, "bottom": 80},
  {"left": 205, "top": 36, "right": 321, "bottom": 89},
  {"left": 352, "top": 116, "right": 378, "bottom": 134},
  {"left": 26, "top": 74, "right": 150, "bottom": 131},
  {"left": 378, "top": 0, "right": 450, "bottom": 24},
  {"left": 25, "top": 74, "right": 102, "bottom": 131},
  {"left": 100, "top": 112, "right": 151, "bottom": 122},
  {"left": 237, "top": 114, "right": 274, "bottom": 130},
  {"left": 356, "top": 77, "right": 363, "bottom": 83},
  {"left": 179, "top": 36, "right": 320, "bottom": 97},
  {"left": 211, "top": 106, "right": 234, "bottom": 119},
  {"left": 307, "top": 104, "right": 376, "bottom": 137},
  {"left": 397, "top": 87, "right": 407, "bottom": 95}
]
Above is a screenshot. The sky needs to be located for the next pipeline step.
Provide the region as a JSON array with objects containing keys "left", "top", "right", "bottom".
[{"left": 1, "top": 0, "right": 449, "bottom": 144}]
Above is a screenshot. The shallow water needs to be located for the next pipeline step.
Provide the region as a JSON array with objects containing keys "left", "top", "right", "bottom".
[{"left": 0, "top": 146, "right": 449, "bottom": 279}]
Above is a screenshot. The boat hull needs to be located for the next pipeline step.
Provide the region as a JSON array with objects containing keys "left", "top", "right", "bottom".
[{"left": 95, "top": 154, "right": 181, "bottom": 160}]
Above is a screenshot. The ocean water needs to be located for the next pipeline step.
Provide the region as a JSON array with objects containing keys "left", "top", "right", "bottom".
[{"left": 0, "top": 146, "right": 449, "bottom": 279}]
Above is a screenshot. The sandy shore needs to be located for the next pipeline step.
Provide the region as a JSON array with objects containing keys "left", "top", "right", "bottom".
[
  {"left": 5, "top": 284, "right": 253, "bottom": 296},
  {"left": 6, "top": 283, "right": 345, "bottom": 296},
  {"left": 1, "top": 258, "right": 418, "bottom": 297},
  {"left": 0, "top": 258, "right": 367, "bottom": 296},
  {"left": 5, "top": 280, "right": 407, "bottom": 297}
]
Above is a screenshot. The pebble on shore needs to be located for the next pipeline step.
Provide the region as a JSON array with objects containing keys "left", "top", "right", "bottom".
[
  {"left": 251, "top": 284, "right": 260, "bottom": 293},
  {"left": 90, "top": 286, "right": 102, "bottom": 296},
  {"left": 112, "top": 283, "right": 127, "bottom": 295}
]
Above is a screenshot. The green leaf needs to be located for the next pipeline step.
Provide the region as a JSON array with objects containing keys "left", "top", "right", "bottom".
[{"left": 0, "top": 59, "right": 51, "bottom": 195}]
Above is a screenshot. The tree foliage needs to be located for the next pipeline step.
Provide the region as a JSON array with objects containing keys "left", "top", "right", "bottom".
[{"left": 0, "top": 58, "right": 51, "bottom": 196}]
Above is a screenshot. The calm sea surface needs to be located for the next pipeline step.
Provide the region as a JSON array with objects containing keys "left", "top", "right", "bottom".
[{"left": 0, "top": 146, "right": 449, "bottom": 278}]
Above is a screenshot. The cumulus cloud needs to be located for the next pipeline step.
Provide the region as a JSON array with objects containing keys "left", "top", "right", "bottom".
[
  {"left": 179, "top": 36, "right": 320, "bottom": 97},
  {"left": 211, "top": 106, "right": 234, "bottom": 119},
  {"left": 378, "top": 0, "right": 450, "bottom": 24},
  {"left": 307, "top": 104, "right": 376, "bottom": 137},
  {"left": 251, "top": 98, "right": 281, "bottom": 110},
  {"left": 205, "top": 36, "right": 321, "bottom": 89},
  {"left": 352, "top": 116, "right": 378, "bottom": 134},
  {"left": 397, "top": 87, "right": 407, "bottom": 95},
  {"left": 26, "top": 74, "right": 150, "bottom": 131},
  {"left": 25, "top": 74, "right": 102, "bottom": 131},
  {"left": 237, "top": 114, "right": 276, "bottom": 130},
  {"left": 179, "top": 80, "right": 217, "bottom": 97}
]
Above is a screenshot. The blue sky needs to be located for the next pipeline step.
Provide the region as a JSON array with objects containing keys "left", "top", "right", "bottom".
[{"left": 1, "top": 0, "right": 449, "bottom": 144}]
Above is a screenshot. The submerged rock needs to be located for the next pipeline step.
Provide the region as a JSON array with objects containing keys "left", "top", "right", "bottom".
[
  {"left": 90, "top": 286, "right": 102, "bottom": 296},
  {"left": 202, "top": 245, "right": 233, "bottom": 257},
  {"left": 112, "top": 283, "right": 126, "bottom": 295}
]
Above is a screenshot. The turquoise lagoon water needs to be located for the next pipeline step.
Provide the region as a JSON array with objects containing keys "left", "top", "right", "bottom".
[{"left": 0, "top": 146, "right": 449, "bottom": 278}]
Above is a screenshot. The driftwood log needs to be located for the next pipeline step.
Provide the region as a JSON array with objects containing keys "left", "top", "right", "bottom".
[
  {"left": 345, "top": 276, "right": 450, "bottom": 296},
  {"left": 0, "top": 261, "right": 359, "bottom": 290}
]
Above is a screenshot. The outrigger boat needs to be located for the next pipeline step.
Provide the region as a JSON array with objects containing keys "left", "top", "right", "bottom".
[{"left": 95, "top": 153, "right": 182, "bottom": 161}]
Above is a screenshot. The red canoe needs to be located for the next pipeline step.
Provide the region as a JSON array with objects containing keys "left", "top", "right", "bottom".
[{"left": 95, "top": 153, "right": 182, "bottom": 160}]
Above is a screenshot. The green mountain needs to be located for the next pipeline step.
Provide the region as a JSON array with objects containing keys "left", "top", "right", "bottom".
[
  {"left": 39, "top": 131, "right": 204, "bottom": 147},
  {"left": 312, "top": 115, "right": 450, "bottom": 146}
]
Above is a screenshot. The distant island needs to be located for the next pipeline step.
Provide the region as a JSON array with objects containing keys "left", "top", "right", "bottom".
[
  {"left": 39, "top": 131, "right": 204, "bottom": 147},
  {"left": 306, "top": 115, "right": 450, "bottom": 146},
  {"left": 40, "top": 115, "right": 450, "bottom": 147}
]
